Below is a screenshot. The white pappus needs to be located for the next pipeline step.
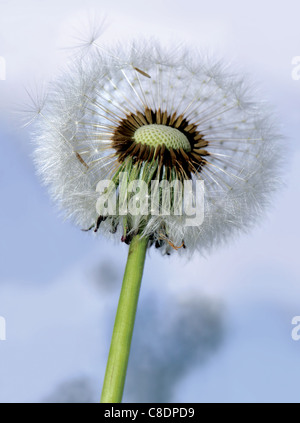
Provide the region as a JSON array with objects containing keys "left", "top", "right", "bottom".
[{"left": 31, "top": 38, "right": 282, "bottom": 256}]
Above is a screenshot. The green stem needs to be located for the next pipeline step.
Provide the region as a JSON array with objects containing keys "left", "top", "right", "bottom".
[{"left": 100, "top": 234, "right": 148, "bottom": 403}]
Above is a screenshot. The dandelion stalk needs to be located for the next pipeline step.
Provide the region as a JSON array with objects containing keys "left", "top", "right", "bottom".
[{"left": 100, "top": 234, "right": 148, "bottom": 403}]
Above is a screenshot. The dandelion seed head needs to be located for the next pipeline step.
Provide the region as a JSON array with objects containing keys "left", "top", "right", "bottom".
[{"left": 31, "top": 39, "right": 282, "bottom": 256}]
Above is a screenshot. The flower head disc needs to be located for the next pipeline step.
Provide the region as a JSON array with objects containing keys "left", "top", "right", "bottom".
[
  {"left": 112, "top": 108, "right": 207, "bottom": 179},
  {"left": 133, "top": 124, "right": 191, "bottom": 152}
]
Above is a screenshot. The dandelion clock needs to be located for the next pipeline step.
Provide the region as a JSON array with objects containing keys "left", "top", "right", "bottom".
[{"left": 30, "top": 35, "right": 282, "bottom": 402}]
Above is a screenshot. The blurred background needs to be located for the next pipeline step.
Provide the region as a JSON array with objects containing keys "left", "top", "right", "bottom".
[{"left": 0, "top": 0, "right": 299, "bottom": 403}]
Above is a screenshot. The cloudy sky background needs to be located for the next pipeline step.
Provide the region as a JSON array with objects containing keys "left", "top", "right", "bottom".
[{"left": 0, "top": 0, "right": 299, "bottom": 402}]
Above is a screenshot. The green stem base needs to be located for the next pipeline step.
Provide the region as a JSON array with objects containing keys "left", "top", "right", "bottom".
[{"left": 100, "top": 234, "right": 148, "bottom": 403}]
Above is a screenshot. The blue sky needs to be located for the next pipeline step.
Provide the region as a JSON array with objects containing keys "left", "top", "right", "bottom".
[{"left": 0, "top": 0, "right": 299, "bottom": 403}]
